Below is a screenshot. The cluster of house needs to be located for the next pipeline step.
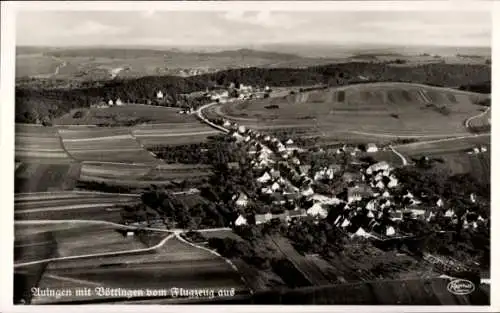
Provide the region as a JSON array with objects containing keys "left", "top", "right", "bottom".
[
  {"left": 91, "top": 98, "right": 124, "bottom": 109},
  {"left": 206, "top": 83, "right": 271, "bottom": 104},
  {"left": 467, "top": 145, "right": 488, "bottom": 154},
  {"left": 216, "top": 117, "right": 488, "bottom": 240}
]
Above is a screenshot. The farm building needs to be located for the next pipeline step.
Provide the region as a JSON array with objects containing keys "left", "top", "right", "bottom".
[
  {"left": 157, "top": 91, "right": 164, "bottom": 99},
  {"left": 108, "top": 99, "right": 114, "bottom": 106},
  {"left": 115, "top": 98, "right": 123, "bottom": 106},
  {"left": 366, "top": 143, "right": 379, "bottom": 153}
]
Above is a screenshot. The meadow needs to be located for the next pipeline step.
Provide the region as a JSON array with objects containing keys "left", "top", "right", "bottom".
[{"left": 217, "top": 83, "right": 487, "bottom": 141}]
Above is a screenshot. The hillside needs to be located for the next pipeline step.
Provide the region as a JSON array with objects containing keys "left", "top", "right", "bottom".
[{"left": 15, "top": 62, "right": 491, "bottom": 125}]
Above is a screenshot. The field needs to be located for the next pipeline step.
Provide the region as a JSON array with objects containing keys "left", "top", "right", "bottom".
[
  {"left": 58, "top": 127, "right": 159, "bottom": 164},
  {"left": 28, "top": 235, "right": 247, "bottom": 304},
  {"left": 214, "top": 82, "right": 487, "bottom": 141},
  {"left": 14, "top": 222, "right": 163, "bottom": 264},
  {"left": 133, "top": 122, "right": 218, "bottom": 147},
  {"left": 268, "top": 236, "right": 331, "bottom": 286},
  {"left": 14, "top": 191, "right": 140, "bottom": 222},
  {"left": 15, "top": 125, "right": 72, "bottom": 163},
  {"left": 54, "top": 105, "right": 198, "bottom": 126},
  {"left": 430, "top": 152, "right": 490, "bottom": 182},
  {"left": 15, "top": 162, "right": 82, "bottom": 193},
  {"left": 78, "top": 162, "right": 212, "bottom": 188},
  {"left": 16, "top": 54, "right": 62, "bottom": 78},
  {"left": 394, "top": 134, "right": 490, "bottom": 156}
]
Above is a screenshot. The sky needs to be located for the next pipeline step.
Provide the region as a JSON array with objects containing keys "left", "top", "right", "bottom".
[{"left": 16, "top": 10, "right": 492, "bottom": 48}]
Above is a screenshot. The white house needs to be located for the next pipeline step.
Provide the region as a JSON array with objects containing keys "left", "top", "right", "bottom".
[
  {"left": 386, "top": 226, "right": 396, "bottom": 236},
  {"left": 238, "top": 125, "right": 247, "bottom": 134},
  {"left": 352, "top": 227, "right": 372, "bottom": 239},
  {"left": 235, "top": 193, "right": 249, "bottom": 207},
  {"left": 108, "top": 99, "right": 114, "bottom": 106},
  {"left": 367, "top": 211, "right": 375, "bottom": 218},
  {"left": 286, "top": 139, "right": 294, "bottom": 145},
  {"left": 156, "top": 90, "right": 164, "bottom": 99},
  {"left": 382, "top": 191, "right": 391, "bottom": 198},
  {"left": 366, "top": 143, "right": 378, "bottom": 153},
  {"left": 223, "top": 120, "right": 232, "bottom": 127},
  {"left": 271, "top": 182, "right": 281, "bottom": 192},
  {"left": 307, "top": 203, "right": 328, "bottom": 219},
  {"left": 387, "top": 177, "right": 398, "bottom": 188},
  {"left": 235, "top": 215, "right": 247, "bottom": 226},
  {"left": 480, "top": 146, "right": 488, "bottom": 152},
  {"left": 470, "top": 193, "right": 477, "bottom": 203},
  {"left": 257, "top": 172, "right": 272, "bottom": 183},
  {"left": 341, "top": 218, "right": 351, "bottom": 228},
  {"left": 116, "top": 98, "right": 123, "bottom": 106},
  {"left": 436, "top": 198, "right": 444, "bottom": 207},
  {"left": 264, "top": 135, "right": 271, "bottom": 141},
  {"left": 126, "top": 231, "right": 135, "bottom": 237},
  {"left": 375, "top": 181, "right": 385, "bottom": 189},
  {"left": 261, "top": 187, "right": 273, "bottom": 194},
  {"left": 366, "top": 200, "right": 377, "bottom": 211}
]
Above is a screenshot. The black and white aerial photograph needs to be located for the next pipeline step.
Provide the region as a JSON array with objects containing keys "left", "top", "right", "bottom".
[{"left": 2, "top": 0, "right": 495, "bottom": 309}]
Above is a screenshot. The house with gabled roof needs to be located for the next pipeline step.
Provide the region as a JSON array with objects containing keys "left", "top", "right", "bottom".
[
  {"left": 257, "top": 172, "right": 272, "bottom": 183},
  {"left": 306, "top": 203, "right": 328, "bottom": 219},
  {"left": 234, "top": 214, "right": 247, "bottom": 226},
  {"left": 235, "top": 193, "right": 249, "bottom": 208}
]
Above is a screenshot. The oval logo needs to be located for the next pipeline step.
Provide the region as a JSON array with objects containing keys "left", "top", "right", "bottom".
[{"left": 447, "top": 279, "right": 475, "bottom": 295}]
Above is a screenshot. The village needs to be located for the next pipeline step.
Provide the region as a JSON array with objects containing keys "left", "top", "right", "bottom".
[
  {"left": 90, "top": 82, "right": 271, "bottom": 111},
  {"left": 211, "top": 118, "right": 487, "bottom": 242}
]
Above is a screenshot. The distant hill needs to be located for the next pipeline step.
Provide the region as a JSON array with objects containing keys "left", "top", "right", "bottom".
[{"left": 15, "top": 47, "right": 334, "bottom": 79}]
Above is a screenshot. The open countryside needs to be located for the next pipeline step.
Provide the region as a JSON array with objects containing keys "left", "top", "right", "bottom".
[{"left": 14, "top": 8, "right": 491, "bottom": 306}]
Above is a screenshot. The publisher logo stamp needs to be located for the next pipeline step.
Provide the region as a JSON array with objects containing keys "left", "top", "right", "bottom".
[{"left": 447, "top": 279, "right": 475, "bottom": 295}]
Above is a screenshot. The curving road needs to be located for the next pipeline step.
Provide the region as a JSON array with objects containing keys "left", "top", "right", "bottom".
[
  {"left": 15, "top": 232, "right": 176, "bottom": 268},
  {"left": 465, "top": 107, "right": 490, "bottom": 129},
  {"left": 388, "top": 145, "right": 408, "bottom": 166}
]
